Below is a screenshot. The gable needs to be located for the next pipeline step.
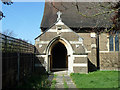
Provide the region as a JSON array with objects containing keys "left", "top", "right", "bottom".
[
  {"left": 35, "top": 20, "right": 86, "bottom": 54},
  {"left": 35, "top": 19, "right": 83, "bottom": 42}
]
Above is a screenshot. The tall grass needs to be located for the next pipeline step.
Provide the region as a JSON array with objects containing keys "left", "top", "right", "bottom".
[
  {"left": 16, "top": 73, "right": 50, "bottom": 89},
  {"left": 51, "top": 74, "right": 57, "bottom": 89}
]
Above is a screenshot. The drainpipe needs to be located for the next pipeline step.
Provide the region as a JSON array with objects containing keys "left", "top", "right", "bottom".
[{"left": 96, "top": 32, "right": 100, "bottom": 70}]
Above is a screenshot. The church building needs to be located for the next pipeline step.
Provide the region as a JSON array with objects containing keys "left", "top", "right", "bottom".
[{"left": 35, "top": 2, "right": 120, "bottom": 74}]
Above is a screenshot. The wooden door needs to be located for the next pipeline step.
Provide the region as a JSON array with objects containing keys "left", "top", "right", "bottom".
[
  {"left": 66, "top": 55, "right": 68, "bottom": 68},
  {"left": 50, "top": 55, "right": 52, "bottom": 70}
]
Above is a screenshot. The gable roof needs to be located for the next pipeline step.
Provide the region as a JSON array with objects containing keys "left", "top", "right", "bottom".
[
  {"left": 35, "top": 19, "right": 83, "bottom": 40},
  {"left": 35, "top": 20, "right": 58, "bottom": 40},
  {"left": 41, "top": 2, "right": 116, "bottom": 32}
]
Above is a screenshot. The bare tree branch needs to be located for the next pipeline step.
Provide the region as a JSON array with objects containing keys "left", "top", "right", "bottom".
[
  {"left": 2, "top": 29, "right": 17, "bottom": 37},
  {"left": 61, "top": 2, "right": 68, "bottom": 10},
  {"left": 0, "top": 11, "right": 5, "bottom": 20},
  {"left": 1, "top": 0, "right": 13, "bottom": 5},
  {"left": 0, "top": 0, "right": 13, "bottom": 20},
  {"left": 51, "top": 2, "right": 60, "bottom": 11}
]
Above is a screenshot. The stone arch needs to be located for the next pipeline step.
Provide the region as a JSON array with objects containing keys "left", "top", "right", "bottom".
[{"left": 46, "top": 36, "right": 74, "bottom": 74}]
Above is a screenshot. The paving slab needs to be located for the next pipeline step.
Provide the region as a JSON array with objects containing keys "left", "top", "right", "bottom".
[
  {"left": 54, "top": 71, "right": 77, "bottom": 89},
  {"left": 67, "top": 83, "right": 76, "bottom": 88},
  {"left": 56, "top": 76, "right": 64, "bottom": 83},
  {"left": 48, "top": 75, "right": 54, "bottom": 81},
  {"left": 55, "top": 75, "right": 64, "bottom": 88},
  {"left": 55, "top": 83, "right": 64, "bottom": 88}
]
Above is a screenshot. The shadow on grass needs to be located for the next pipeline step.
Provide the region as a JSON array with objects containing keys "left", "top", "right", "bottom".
[{"left": 16, "top": 72, "right": 51, "bottom": 89}]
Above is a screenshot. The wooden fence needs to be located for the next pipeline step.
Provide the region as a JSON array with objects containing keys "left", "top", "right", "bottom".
[{"left": 0, "top": 33, "right": 35, "bottom": 89}]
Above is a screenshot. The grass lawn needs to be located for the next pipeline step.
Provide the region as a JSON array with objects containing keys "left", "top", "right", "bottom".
[{"left": 70, "top": 71, "right": 119, "bottom": 88}]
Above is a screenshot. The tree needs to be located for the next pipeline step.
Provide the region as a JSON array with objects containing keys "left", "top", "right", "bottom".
[
  {"left": 1, "top": 0, "right": 13, "bottom": 5},
  {"left": 0, "top": 0, "right": 13, "bottom": 20},
  {"left": 111, "top": 1, "right": 120, "bottom": 32},
  {"left": 0, "top": 11, "right": 5, "bottom": 20}
]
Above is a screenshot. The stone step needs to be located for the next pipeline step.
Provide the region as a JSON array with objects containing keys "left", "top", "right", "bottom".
[{"left": 53, "top": 70, "right": 68, "bottom": 75}]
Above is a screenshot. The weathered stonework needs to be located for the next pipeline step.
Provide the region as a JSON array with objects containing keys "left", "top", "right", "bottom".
[
  {"left": 71, "top": 44, "right": 85, "bottom": 54},
  {"left": 73, "top": 67, "right": 88, "bottom": 73},
  {"left": 100, "top": 52, "right": 119, "bottom": 70},
  {"left": 78, "top": 33, "right": 97, "bottom": 67},
  {"left": 35, "top": 20, "right": 89, "bottom": 74},
  {"left": 99, "top": 33, "right": 108, "bottom": 51},
  {"left": 74, "top": 57, "right": 87, "bottom": 63},
  {"left": 78, "top": 33, "right": 92, "bottom": 51},
  {"left": 61, "top": 32, "right": 79, "bottom": 41},
  {"left": 39, "top": 32, "right": 57, "bottom": 41},
  {"left": 99, "top": 33, "right": 119, "bottom": 70},
  {"left": 35, "top": 44, "right": 47, "bottom": 54},
  {"left": 35, "top": 19, "right": 119, "bottom": 74}
]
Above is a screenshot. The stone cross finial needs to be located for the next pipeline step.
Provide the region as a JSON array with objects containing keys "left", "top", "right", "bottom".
[{"left": 57, "top": 11, "right": 62, "bottom": 21}]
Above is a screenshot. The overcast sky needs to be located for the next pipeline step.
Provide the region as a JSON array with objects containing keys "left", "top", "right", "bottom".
[{"left": 1, "top": 2, "right": 45, "bottom": 44}]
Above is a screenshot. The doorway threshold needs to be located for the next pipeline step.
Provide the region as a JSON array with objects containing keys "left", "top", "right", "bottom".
[
  {"left": 51, "top": 68, "right": 68, "bottom": 71},
  {"left": 51, "top": 68, "right": 68, "bottom": 75},
  {"left": 53, "top": 70, "right": 68, "bottom": 75}
]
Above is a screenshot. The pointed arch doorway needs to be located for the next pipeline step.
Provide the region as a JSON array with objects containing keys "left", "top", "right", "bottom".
[
  {"left": 50, "top": 42, "right": 68, "bottom": 71},
  {"left": 46, "top": 38, "right": 74, "bottom": 74}
]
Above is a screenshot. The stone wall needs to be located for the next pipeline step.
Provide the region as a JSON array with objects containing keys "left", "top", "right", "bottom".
[
  {"left": 40, "top": 32, "right": 57, "bottom": 41},
  {"left": 71, "top": 44, "right": 85, "bottom": 54},
  {"left": 99, "top": 33, "right": 108, "bottom": 51},
  {"left": 61, "top": 32, "right": 79, "bottom": 41},
  {"left": 73, "top": 67, "right": 88, "bottom": 73},
  {"left": 78, "top": 33, "right": 97, "bottom": 67},
  {"left": 34, "top": 55, "right": 46, "bottom": 73},
  {"left": 100, "top": 52, "right": 119, "bottom": 70},
  {"left": 99, "top": 33, "right": 119, "bottom": 70},
  {"left": 73, "top": 55, "right": 88, "bottom": 73},
  {"left": 74, "top": 57, "right": 87, "bottom": 63},
  {"left": 78, "top": 33, "right": 92, "bottom": 51},
  {"left": 35, "top": 20, "right": 119, "bottom": 73},
  {"left": 35, "top": 21, "right": 89, "bottom": 73},
  {"left": 35, "top": 30, "right": 85, "bottom": 55},
  {"left": 35, "top": 30, "right": 97, "bottom": 73}
]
